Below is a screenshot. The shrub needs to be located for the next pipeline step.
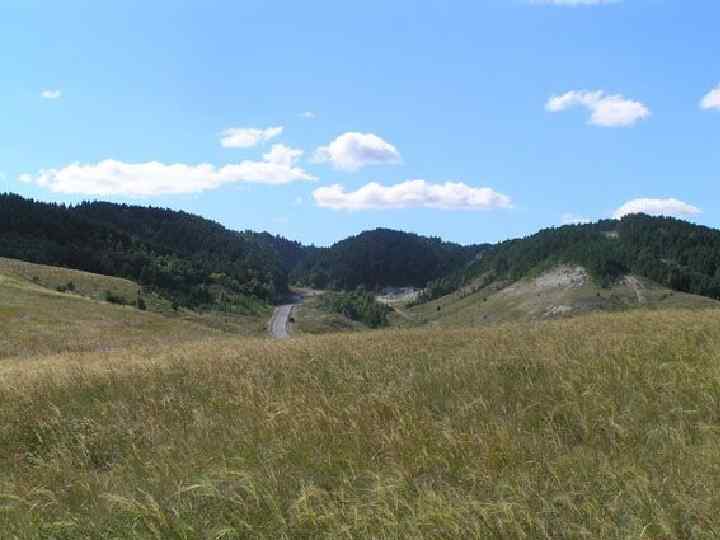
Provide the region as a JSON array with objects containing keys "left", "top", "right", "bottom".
[
  {"left": 322, "top": 290, "right": 391, "bottom": 328},
  {"left": 103, "top": 290, "right": 126, "bottom": 305}
]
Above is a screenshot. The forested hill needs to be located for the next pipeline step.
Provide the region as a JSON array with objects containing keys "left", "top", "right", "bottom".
[
  {"left": 291, "top": 228, "right": 485, "bottom": 290},
  {"left": 0, "top": 193, "right": 294, "bottom": 309},
  {"left": 1, "top": 194, "right": 480, "bottom": 307},
  {"left": 423, "top": 214, "right": 720, "bottom": 302},
  {"left": 7, "top": 193, "right": 719, "bottom": 309}
]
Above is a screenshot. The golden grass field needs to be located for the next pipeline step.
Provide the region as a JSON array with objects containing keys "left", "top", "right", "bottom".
[{"left": 3, "top": 307, "right": 720, "bottom": 538}]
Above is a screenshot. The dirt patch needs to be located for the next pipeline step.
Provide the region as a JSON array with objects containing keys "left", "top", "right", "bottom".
[
  {"left": 544, "top": 305, "right": 574, "bottom": 317},
  {"left": 501, "top": 266, "right": 588, "bottom": 297}
]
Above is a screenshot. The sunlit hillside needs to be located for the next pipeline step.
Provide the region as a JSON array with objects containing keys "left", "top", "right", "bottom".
[
  {"left": 404, "top": 265, "right": 720, "bottom": 329},
  {"left": 0, "top": 258, "right": 269, "bottom": 358}
]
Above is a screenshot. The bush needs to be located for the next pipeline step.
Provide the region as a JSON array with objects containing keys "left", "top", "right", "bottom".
[
  {"left": 103, "top": 290, "right": 126, "bottom": 305},
  {"left": 136, "top": 297, "right": 147, "bottom": 311},
  {"left": 322, "top": 290, "right": 391, "bottom": 328},
  {"left": 56, "top": 281, "right": 76, "bottom": 293}
]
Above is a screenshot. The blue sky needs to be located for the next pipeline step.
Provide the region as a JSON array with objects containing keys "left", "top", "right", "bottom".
[{"left": 1, "top": 0, "right": 718, "bottom": 246}]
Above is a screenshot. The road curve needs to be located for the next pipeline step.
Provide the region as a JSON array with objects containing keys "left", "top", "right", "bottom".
[{"left": 269, "top": 304, "right": 294, "bottom": 339}]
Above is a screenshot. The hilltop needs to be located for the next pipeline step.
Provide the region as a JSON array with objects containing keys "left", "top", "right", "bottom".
[{"left": 291, "top": 228, "right": 484, "bottom": 290}]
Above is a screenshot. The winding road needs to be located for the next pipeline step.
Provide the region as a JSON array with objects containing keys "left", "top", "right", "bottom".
[
  {"left": 269, "top": 303, "right": 295, "bottom": 339},
  {"left": 268, "top": 292, "right": 308, "bottom": 339}
]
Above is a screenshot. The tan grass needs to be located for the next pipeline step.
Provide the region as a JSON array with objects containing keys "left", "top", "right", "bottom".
[{"left": 2, "top": 309, "right": 720, "bottom": 537}]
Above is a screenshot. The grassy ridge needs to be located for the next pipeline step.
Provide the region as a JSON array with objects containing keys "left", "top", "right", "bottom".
[
  {"left": 3, "top": 310, "right": 720, "bottom": 537},
  {"left": 0, "top": 257, "right": 142, "bottom": 304},
  {"left": 0, "top": 260, "right": 270, "bottom": 359},
  {"left": 0, "top": 273, "right": 222, "bottom": 359}
]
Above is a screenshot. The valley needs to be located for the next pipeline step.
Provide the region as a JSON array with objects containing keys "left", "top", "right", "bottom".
[{"left": 3, "top": 196, "right": 720, "bottom": 537}]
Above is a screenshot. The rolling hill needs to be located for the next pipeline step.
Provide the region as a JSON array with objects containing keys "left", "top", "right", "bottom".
[
  {"left": 403, "top": 264, "right": 720, "bottom": 329},
  {"left": 0, "top": 258, "right": 268, "bottom": 358},
  {"left": 0, "top": 193, "right": 292, "bottom": 310},
  {"left": 423, "top": 214, "right": 720, "bottom": 303},
  {"left": 291, "top": 228, "right": 485, "bottom": 290},
  {"left": 0, "top": 194, "right": 484, "bottom": 310}
]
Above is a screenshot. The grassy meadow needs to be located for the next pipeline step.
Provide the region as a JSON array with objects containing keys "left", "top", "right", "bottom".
[{"left": 3, "top": 309, "right": 720, "bottom": 537}]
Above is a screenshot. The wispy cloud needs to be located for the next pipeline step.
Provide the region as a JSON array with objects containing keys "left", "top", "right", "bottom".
[
  {"left": 313, "top": 180, "right": 511, "bottom": 211},
  {"left": 20, "top": 145, "right": 315, "bottom": 197},
  {"left": 700, "top": 84, "right": 720, "bottom": 111},
  {"left": 313, "top": 132, "right": 401, "bottom": 171},
  {"left": 220, "top": 126, "right": 283, "bottom": 148},
  {"left": 613, "top": 198, "right": 701, "bottom": 219},
  {"left": 299, "top": 111, "right": 316, "bottom": 119},
  {"left": 546, "top": 90, "right": 650, "bottom": 127},
  {"left": 41, "top": 89, "right": 62, "bottom": 100},
  {"left": 561, "top": 213, "right": 593, "bottom": 225}
]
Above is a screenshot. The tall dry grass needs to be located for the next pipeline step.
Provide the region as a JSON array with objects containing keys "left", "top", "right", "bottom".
[{"left": 2, "top": 309, "right": 720, "bottom": 537}]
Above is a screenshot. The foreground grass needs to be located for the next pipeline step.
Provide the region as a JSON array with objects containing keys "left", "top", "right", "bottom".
[{"left": 3, "top": 309, "right": 720, "bottom": 537}]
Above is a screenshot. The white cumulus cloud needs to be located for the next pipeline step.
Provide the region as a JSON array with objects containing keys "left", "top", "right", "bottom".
[
  {"left": 220, "top": 126, "right": 283, "bottom": 148},
  {"left": 41, "top": 89, "right": 62, "bottom": 100},
  {"left": 19, "top": 147, "right": 315, "bottom": 197},
  {"left": 313, "top": 180, "right": 511, "bottom": 211},
  {"left": 546, "top": 90, "right": 650, "bottom": 127},
  {"left": 613, "top": 198, "right": 701, "bottom": 219},
  {"left": 263, "top": 144, "right": 304, "bottom": 167},
  {"left": 700, "top": 84, "right": 720, "bottom": 111},
  {"left": 313, "top": 132, "right": 401, "bottom": 171}
]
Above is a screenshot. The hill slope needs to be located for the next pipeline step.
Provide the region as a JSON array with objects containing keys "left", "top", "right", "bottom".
[
  {"left": 420, "top": 213, "right": 720, "bottom": 305},
  {"left": 3, "top": 309, "right": 720, "bottom": 537},
  {"left": 0, "top": 258, "right": 269, "bottom": 358},
  {"left": 405, "top": 264, "right": 720, "bottom": 328},
  {"left": 0, "top": 193, "right": 290, "bottom": 309}
]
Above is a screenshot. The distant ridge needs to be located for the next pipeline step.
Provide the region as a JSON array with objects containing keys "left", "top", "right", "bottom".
[{"left": 4, "top": 193, "right": 720, "bottom": 312}]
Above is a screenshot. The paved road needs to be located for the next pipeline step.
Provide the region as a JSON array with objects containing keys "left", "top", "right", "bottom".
[{"left": 269, "top": 304, "right": 295, "bottom": 339}]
